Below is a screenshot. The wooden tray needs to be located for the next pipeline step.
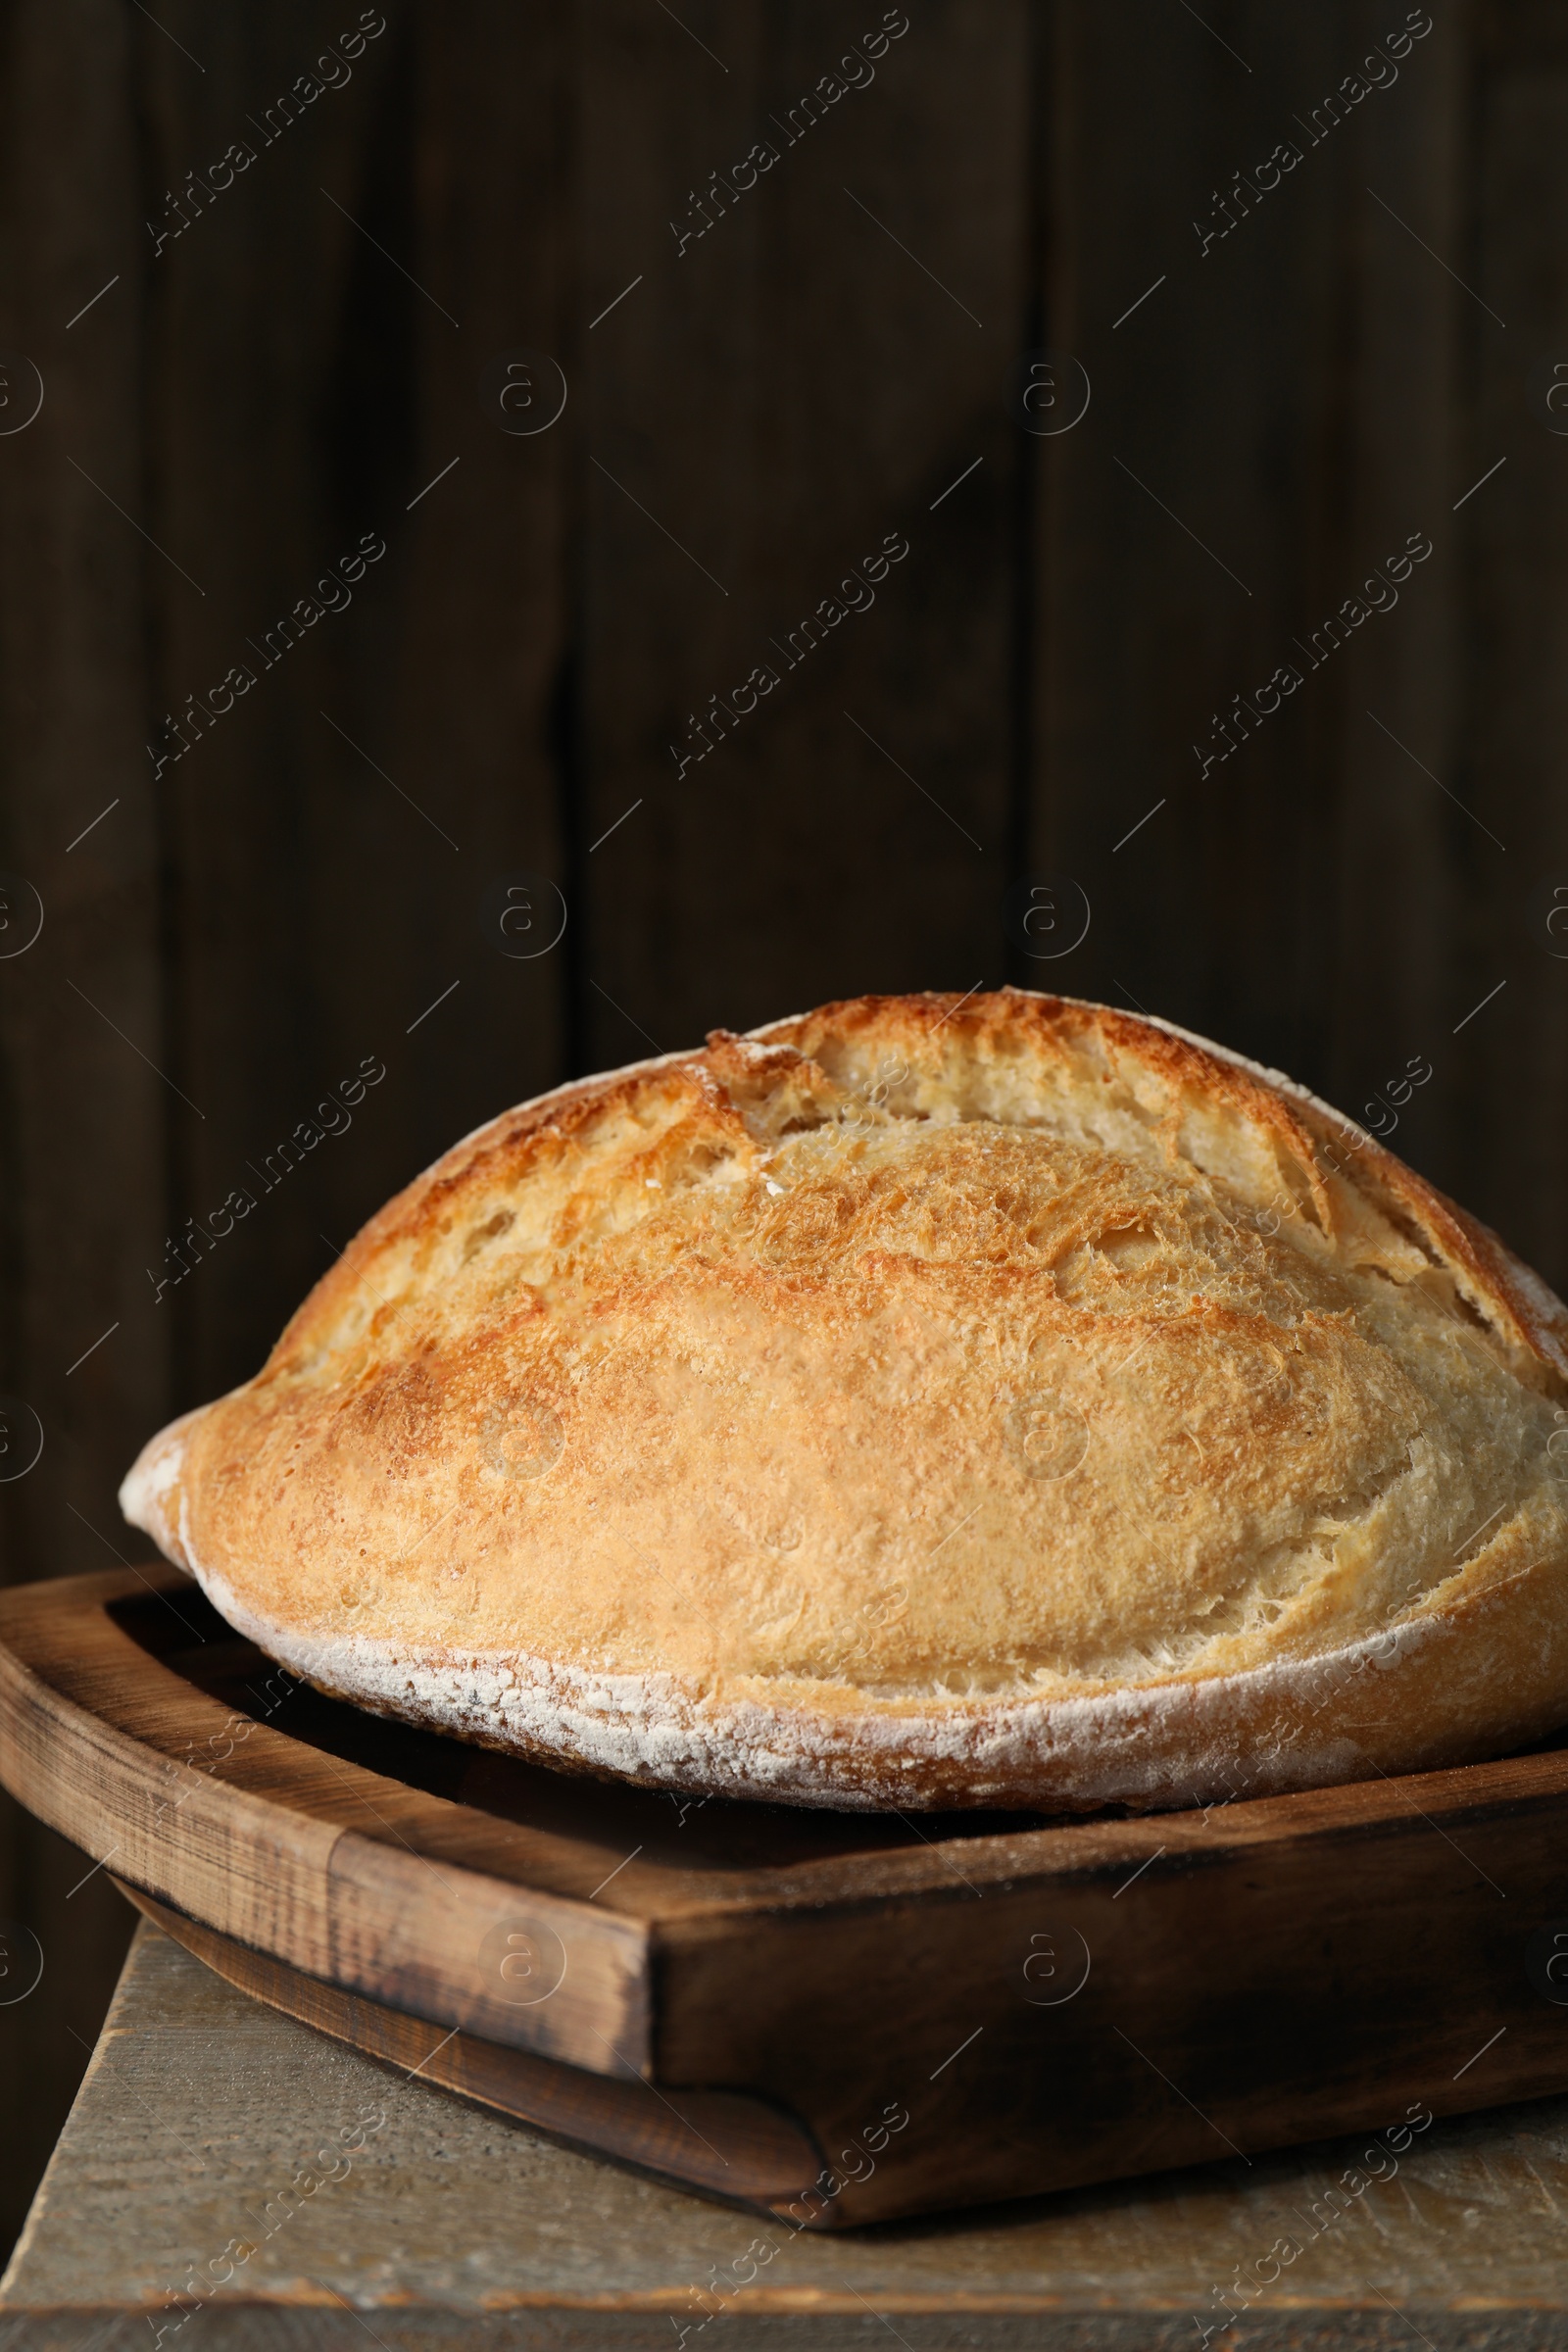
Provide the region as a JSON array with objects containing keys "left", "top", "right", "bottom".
[{"left": 4, "top": 1564, "right": 1568, "bottom": 2229}]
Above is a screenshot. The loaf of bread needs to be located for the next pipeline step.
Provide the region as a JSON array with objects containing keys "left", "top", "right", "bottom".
[{"left": 122, "top": 991, "right": 1568, "bottom": 1811}]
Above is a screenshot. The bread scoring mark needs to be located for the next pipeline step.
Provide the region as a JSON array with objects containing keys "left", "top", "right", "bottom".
[{"left": 463, "top": 1207, "right": 515, "bottom": 1261}]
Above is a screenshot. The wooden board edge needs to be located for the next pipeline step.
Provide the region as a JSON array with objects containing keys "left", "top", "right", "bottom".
[
  {"left": 117, "top": 1885, "right": 827, "bottom": 2217},
  {"left": 0, "top": 1575, "right": 656, "bottom": 2076}
]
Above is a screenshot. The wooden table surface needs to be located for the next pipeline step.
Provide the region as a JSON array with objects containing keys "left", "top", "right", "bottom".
[{"left": 4, "top": 1923, "right": 1568, "bottom": 2350}]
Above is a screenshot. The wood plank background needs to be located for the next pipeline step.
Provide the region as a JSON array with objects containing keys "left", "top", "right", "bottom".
[{"left": 2, "top": 0, "right": 1565, "bottom": 2260}]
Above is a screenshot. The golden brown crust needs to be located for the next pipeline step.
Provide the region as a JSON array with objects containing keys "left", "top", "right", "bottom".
[{"left": 121, "top": 992, "right": 1568, "bottom": 1810}]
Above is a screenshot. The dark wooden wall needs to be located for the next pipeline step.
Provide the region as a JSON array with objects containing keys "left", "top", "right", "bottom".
[{"left": 2, "top": 0, "right": 1565, "bottom": 2257}]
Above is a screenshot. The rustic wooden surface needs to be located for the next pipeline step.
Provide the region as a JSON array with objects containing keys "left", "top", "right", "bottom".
[
  {"left": 5, "top": 1921, "right": 1568, "bottom": 2348},
  {"left": 7, "top": 0, "right": 1568, "bottom": 2269},
  {"left": 121, "top": 1886, "right": 826, "bottom": 2209},
  {"left": 12, "top": 1565, "right": 1568, "bottom": 2229}
]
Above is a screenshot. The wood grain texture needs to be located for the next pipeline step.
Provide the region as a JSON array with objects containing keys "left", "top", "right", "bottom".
[
  {"left": 0, "top": 0, "right": 169, "bottom": 2265},
  {"left": 577, "top": 0, "right": 1031, "bottom": 1061},
  {"left": 121, "top": 1886, "right": 824, "bottom": 2209},
  {"left": 1020, "top": 4, "right": 1460, "bottom": 1070},
  {"left": 9, "top": 1567, "right": 1568, "bottom": 2230},
  {"left": 7, "top": 1921, "right": 1568, "bottom": 2346},
  {"left": 143, "top": 1, "right": 575, "bottom": 1402},
  {"left": 1462, "top": 4, "right": 1568, "bottom": 1289}
]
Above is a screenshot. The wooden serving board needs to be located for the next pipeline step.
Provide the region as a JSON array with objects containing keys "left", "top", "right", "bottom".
[{"left": 4, "top": 1565, "right": 1568, "bottom": 2229}]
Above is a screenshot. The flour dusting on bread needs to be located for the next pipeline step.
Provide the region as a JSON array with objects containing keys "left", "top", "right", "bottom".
[{"left": 121, "top": 991, "right": 1568, "bottom": 1810}]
